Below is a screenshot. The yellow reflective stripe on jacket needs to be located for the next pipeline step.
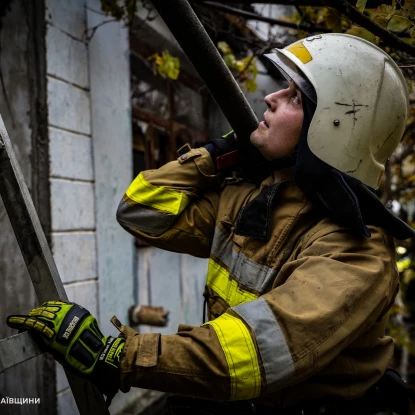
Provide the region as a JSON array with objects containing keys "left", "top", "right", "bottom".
[
  {"left": 126, "top": 172, "right": 190, "bottom": 215},
  {"left": 206, "top": 259, "right": 259, "bottom": 306},
  {"left": 205, "top": 313, "right": 261, "bottom": 400}
]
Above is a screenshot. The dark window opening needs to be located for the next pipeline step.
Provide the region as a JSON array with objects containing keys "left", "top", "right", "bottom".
[{"left": 129, "top": 36, "right": 210, "bottom": 247}]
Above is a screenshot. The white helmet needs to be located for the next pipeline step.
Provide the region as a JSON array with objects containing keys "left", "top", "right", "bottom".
[{"left": 264, "top": 33, "right": 409, "bottom": 189}]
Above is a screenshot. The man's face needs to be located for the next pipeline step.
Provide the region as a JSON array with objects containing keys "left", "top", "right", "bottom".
[{"left": 250, "top": 81, "right": 304, "bottom": 161}]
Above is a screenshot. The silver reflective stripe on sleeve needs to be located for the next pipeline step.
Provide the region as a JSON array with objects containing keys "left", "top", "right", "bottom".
[
  {"left": 211, "top": 227, "right": 277, "bottom": 293},
  {"left": 117, "top": 200, "right": 175, "bottom": 236},
  {"left": 232, "top": 297, "right": 295, "bottom": 392}
]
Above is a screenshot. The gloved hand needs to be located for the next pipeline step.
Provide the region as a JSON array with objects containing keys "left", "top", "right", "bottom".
[
  {"left": 204, "top": 131, "right": 239, "bottom": 170},
  {"left": 6, "top": 301, "right": 124, "bottom": 406}
]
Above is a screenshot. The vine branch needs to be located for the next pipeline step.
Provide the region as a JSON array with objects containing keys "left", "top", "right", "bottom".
[
  {"left": 198, "top": 1, "right": 331, "bottom": 32},
  {"left": 322, "top": 0, "right": 415, "bottom": 55}
]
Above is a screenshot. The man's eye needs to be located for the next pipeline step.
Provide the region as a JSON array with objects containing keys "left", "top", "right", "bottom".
[{"left": 292, "top": 94, "right": 301, "bottom": 104}]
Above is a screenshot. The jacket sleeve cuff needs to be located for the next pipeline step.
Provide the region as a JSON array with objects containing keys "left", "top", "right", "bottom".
[{"left": 118, "top": 326, "right": 161, "bottom": 393}]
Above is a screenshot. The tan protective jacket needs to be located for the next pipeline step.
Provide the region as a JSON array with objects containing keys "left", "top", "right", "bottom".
[{"left": 116, "top": 148, "right": 398, "bottom": 407}]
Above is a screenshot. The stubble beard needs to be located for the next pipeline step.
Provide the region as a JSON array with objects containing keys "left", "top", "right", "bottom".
[{"left": 250, "top": 129, "right": 266, "bottom": 150}]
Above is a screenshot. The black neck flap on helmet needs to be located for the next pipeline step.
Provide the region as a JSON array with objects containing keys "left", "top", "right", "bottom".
[{"left": 296, "top": 93, "right": 415, "bottom": 240}]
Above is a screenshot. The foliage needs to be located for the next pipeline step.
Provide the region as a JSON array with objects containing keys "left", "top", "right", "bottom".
[
  {"left": 389, "top": 256, "right": 415, "bottom": 355},
  {"left": 100, "top": 0, "right": 139, "bottom": 25},
  {"left": 218, "top": 41, "right": 258, "bottom": 92},
  {"left": 147, "top": 50, "right": 181, "bottom": 81}
]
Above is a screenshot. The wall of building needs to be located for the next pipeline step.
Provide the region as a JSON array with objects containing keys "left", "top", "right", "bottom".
[
  {"left": 44, "top": 0, "right": 98, "bottom": 412},
  {"left": 0, "top": 1, "right": 55, "bottom": 414}
]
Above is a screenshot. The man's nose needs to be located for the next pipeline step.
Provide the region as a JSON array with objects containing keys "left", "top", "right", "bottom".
[{"left": 264, "top": 91, "right": 279, "bottom": 109}]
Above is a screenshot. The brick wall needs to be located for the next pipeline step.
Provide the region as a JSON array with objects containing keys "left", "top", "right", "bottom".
[{"left": 45, "top": 0, "right": 97, "bottom": 412}]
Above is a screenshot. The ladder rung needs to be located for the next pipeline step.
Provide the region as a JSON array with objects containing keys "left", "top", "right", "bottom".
[{"left": 0, "top": 331, "right": 43, "bottom": 373}]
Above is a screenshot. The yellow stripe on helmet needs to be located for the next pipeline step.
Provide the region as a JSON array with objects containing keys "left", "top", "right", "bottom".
[
  {"left": 286, "top": 42, "right": 313, "bottom": 64},
  {"left": 205, "top": 313, "right": 261, "bottom": 400}
]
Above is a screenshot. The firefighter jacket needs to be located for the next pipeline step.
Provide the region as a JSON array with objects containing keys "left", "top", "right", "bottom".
[{"left": 116, "top": 148, "right": 398, "bottom": 407}]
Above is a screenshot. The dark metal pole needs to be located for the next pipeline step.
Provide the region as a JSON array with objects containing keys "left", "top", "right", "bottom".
[{"left": 150, "top": 0, "right": 266, "bottom": 169}]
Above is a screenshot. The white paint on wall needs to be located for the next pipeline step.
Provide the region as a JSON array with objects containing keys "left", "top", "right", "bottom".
[
  {"left": 49, "top": 127, "right": 94, "bottom": 181},
  {"left": 46, "top": 26, "right": 89, "bottom": 88},
  {"left": 52, "top": 232, "right": 97, "bottom": 284},
  {"left": 47, "top": 77, "right": 91, "bottom": 135},
  {"left": 45, "top": 0, "right": 86, "bottom": 41},
  {"left": 50, "top": 179, "right": 95, "bottom": 231}
]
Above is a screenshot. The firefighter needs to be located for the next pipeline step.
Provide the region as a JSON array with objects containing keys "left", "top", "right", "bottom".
[{"left": 6, "top": 34, "right": 415, "bottom": 414}]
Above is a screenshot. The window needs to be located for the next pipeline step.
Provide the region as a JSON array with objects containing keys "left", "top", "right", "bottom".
[{"left": 130, "top": 35, "right": 210, "bottom": 245}]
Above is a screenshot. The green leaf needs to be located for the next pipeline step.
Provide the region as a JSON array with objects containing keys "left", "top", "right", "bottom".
[
  {"left": 387, "top": 15, "right": 412, "bottom": 33},
  {"left": 218, "top": 41, "right": 231, "bottom": 55},
  {"left": 372, "top": 4, "right": 396, "bottom": 28},
  {"left": 323, "top": 8, "right": 342, "bottom": 32},
  {"left": 224, "top": 54, "right": 236, "bottom": 68},
  {"left": 245, "top": 78, "right": 257, "bottom": 93},
  {"left": 345, "top": 26, "right": 376, "bottom": 43},
  {"left": 356, "top": 0, "right": 367, "bottom": 13},
  {"left": 147, "top": 50, "right": 181, "bottom": 81},
  {"left": 403, "top": 0, "right": 415, "bottom": 19}
]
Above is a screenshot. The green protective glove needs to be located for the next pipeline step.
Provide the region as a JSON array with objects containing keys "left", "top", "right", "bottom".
[{"left": 6, "top": 301, "right": 124, "bottom": 405}]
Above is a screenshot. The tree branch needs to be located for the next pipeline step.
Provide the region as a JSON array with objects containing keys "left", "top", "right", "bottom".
[
  {"left": 324, "top": 0, "right": 415, "bottom": 56},
  {"left": 198, "top": 1, "right": 331, "bottom": 32},
  {"left": 390, "top": 143, "right": 415, "bottom": 165}
]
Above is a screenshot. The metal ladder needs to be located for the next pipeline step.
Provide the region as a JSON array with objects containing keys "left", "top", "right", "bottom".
[{"left": 0, "top": 114, "right": 109, "bottom": 414}]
